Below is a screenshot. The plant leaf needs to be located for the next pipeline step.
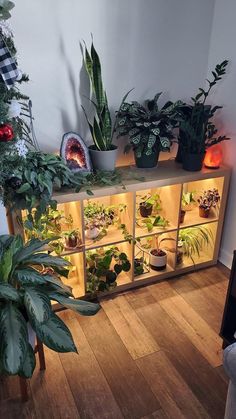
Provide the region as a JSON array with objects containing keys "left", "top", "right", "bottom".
[
  {"left": 24, "top": 287, "right": 52, "bottom": 324},
  {"left": 0, "top": 283, "right": 20, "bottom": 302},
  {"left": 48, "top": 292, "right": 100, "bottom": 316},
  {"left": 19, "top": 344, "right": 36, "bottom": 378}
]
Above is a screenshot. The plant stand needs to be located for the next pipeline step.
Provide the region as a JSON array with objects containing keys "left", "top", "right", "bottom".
[{"left": 19, "top": 337, "right": 46, "bottom": 402}]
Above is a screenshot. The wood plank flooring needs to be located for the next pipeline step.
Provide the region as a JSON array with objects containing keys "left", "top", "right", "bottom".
[{"left": 0, "top": 264, "right": 230, "bottom": 419}]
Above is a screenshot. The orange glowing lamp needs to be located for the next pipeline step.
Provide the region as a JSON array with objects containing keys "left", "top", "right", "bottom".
[{"left": 204, "top": 144, "right": 223, "bottom": 169}]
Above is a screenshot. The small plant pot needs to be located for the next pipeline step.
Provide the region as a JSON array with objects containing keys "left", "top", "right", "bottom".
[
  {"left": 180, "top": 209, "right": 186, "bottom": 224},
  {"left": 134, "top": 150, "right": 160, "bottom": 168},
  {"left": 149, "top": 249, "right": 167, "bottom": 271},
  {"left": 182, "top": 152, "right": 205, "bottom": 172},
  {"left": 85, "top": 227, "right": 100, "bottom": 239},
  {"left": 139, "top": 202, "right": 153, "bottom": 217},
  {"left": 199, "top": 207, "right": 210, "bottom": 218},
  {"left": 65, "top": 236, "right": 80, "bottom": 249},
  {"left": 89, "top": 145, "right": 117, "bottom": 171}
]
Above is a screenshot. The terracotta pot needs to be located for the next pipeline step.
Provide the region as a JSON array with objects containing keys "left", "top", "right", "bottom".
[
  {"left": 149, "top": 249, "right": 167, "bottom": 271},
  {"left": 199, "top": 207, "right": 210, "bottom": 218},
  {"left": 180, "top": 209, "right": 186, "bottom": 224},
  {"left": 139, "top": 202, "right": 153, "bottom": 217}
]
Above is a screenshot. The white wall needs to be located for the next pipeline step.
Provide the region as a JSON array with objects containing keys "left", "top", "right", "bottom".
[
  {"left": 1, "top": 0, "right": 216, "bottom": 234},
  {"left": 207, "top": 0, "right": 236, "bottom": 268}
]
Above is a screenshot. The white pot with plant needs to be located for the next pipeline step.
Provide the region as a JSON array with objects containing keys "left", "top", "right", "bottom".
[
  {"left": 85, "top": 225, "right": 100, "bottom": 240},
  {"left": 82, "top": 40, "right": 132, "bottom": 171}
]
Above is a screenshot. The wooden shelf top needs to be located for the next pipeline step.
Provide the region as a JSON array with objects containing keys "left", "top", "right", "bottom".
[{"left": 52, "top": 160, "right": 230, "bottom": 203}]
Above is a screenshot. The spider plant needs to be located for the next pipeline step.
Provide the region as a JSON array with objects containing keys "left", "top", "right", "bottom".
[{"left": 179, "top": 226, "right": 213, "bottom": 263}]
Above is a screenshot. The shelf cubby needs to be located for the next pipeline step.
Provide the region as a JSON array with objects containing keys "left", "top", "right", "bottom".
[{"left": 10, "top": 161, "right": 230, "bottom": 300}]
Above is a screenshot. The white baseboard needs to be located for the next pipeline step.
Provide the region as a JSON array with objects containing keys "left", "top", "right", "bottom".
[{"left": 219, "top": 247, "right": 233, "bottom": 269}]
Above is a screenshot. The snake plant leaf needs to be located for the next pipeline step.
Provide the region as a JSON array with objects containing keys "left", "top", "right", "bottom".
[
  {"left": 93, "top": 116, "right": 106, "bottom": 151},
  {"left": 83, "top": 43, "right": 94, "bottom": 92},
  {"left": 0, "top": 284, "right": 20, "bottom": 302},
  {"left": 19, "top": 344, "right": 36, "bottom": 378},
  {"left": 91, "top": 42, "right": 105, "bottom": 112},
  {"left": 34, "top": 313, "right": 77, "bottom": 353},
  {"left": 100, "top": 96, "right": 112, "bottom": 143},
  {"left": 0, "top": 303, "right": 28, "bottom": 375},
  {"left": 48, "top": 292, "right": 100, "bottom": 316},
  {"left": 24, "top": 287, "right": 52, "bottom": 324}
]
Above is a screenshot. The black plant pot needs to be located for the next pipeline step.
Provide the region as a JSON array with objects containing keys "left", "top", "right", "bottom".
[
  {"left": 175, "top": 144, "right": 183, "bottom": 163},
  {"left": 134, "top": 150, "right": 160, "bottom": 168},
  {"left": 139, "top": 202, "right": 153, "bottom": 217},
  {"left": 182, "top": 152, "right": 205, "bottom": 172}
]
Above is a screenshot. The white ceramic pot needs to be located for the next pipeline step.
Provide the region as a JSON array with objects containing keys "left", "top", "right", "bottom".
[
  {"left": 85, "top": 227, "right": 100, "bottom": 240},
  {"left": 149, "top": 249, "right": 167, "bottom": 271},
  {"left": 89, "top": 145, "right": 118, "bottom": 171}
]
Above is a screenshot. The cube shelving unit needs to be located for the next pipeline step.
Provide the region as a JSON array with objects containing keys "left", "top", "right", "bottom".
[{"left": 10, "top": 160, "right": 230, "bottom": 300}]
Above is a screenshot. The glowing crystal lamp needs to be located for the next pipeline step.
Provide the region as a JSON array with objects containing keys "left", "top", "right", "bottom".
[{"left": 204, "top": 144, "right": 223, "bottom": 169}]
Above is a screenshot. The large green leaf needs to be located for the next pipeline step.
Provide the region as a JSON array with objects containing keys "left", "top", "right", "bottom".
[
  {"left": 49, "top": 292, "right": 100, "bottom": 316},
  {"left": 0, "top": 245, "right": 13, "bottom": 283},
  {"left": 19, "top": 344, "right": 36, "bottom": 378},
  {"left": 93, "top": 117, "right": 106, "bottom": 151},
  {"left": 24, "top": 287, "right": 52, "bottom": 324},
  {"left": 91, "top": 42, "right": 105, "bottom": 111},
  {"left": 14, "top": 267, "right": 46, "bottom": 285},
  {"left": 14, "top": 238, "right": 56, "bottom": 263},
  {"left": 34, "top": 313, "right": 77, "bottom": 353},
  {"left": 22, "top": 253, "right": 71, "bottom": 268},
  {"left": 0, "top": 284, "right": 20, "bottom": 302},
  {"left": 0, "top": 303, "right": 28, "bottom": 375}
]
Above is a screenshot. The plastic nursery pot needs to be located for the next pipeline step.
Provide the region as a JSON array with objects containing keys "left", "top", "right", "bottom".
[
  {"left": 89, "top": 145, "right": 118, "bottom": 171},
  {"left": 134, "top": 149, "right": 160, "bottom": 168},
  {"left": 139, "top": 202, "right": 153, "bottom": 217},
  {"left": 182, "top": 152, "right": 205, "bottom": 172},
  {"left": 85, "top": 227, "right": 100, "bottom": 239},
  {"left": 199, "top": 207, "right": 210, "bottom": 218},
  {"left": 149, "top": 248, "right": 167, "bottom": 271},
  {"left": 179, "top": 209, "right": 186, "bottom": 224}
]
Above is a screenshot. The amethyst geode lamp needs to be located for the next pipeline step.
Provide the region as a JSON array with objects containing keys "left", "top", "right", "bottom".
[{"left": 60, "top": 132, "right": 92, "bottom": 172}]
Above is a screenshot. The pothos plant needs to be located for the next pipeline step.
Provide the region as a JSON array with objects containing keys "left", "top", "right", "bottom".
[
  {"left": 86, "top": 247, "right": 131, "bottom": 293},
  {"left": 136, "top": 192, "right": 169, "bottom": 232},
  {"left": 84, "top": 200, "right": 133, "bottom": 242},
  {"left": 116, "top": 93, "right": 183, "bottom": 158},
  {"left": 0, "top": 234, "right": 100, "bottom": 378}
]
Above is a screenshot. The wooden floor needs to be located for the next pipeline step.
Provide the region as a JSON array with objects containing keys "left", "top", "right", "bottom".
[{"left": 0, "top": 264, "right": 230, "bottom": 419}]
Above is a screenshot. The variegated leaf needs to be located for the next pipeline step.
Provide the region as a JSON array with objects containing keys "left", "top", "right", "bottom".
[
  {"left": 151, "top": 127, "right": 160, "bottom": 136},
  {"left": 147, "top": 134, "right": 156, "bottom": 149},
  {"left": 160, "top": 137, "right": 171, "bottom": 149},
  {"left": 131, "top": 134, "right": 141, "bottom": 145},
  {"left": 24, "top": 287, "right": 51, "bottom": 324}
]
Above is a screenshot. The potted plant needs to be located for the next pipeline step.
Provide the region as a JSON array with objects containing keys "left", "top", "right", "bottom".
[
  {"left": 149, "top": 248, "right": 167, "bottom": 271},
  {"left": 81, "top": 40, "right": 131, "bottom": 171},
  {"left": 86, "top": 247, "right": 131, "bottom": 294},
  {"left": 177, "top": 60, "right": 230, "bottom": 171},
  {"left": 198, "top": 188, "right": 220, "bottom": 218},
  {"left": 64, "top": 229, "right": 82, "bottom": 249},
  {"left": 116, "top": 93, "right": 183, "bottom": 168},
  {"left": 180, "top": 191, "right": 196, "bottom": 223},
  {"left": 139, "top": 193, "right": 161, "bottom": 218},
  {"left": 0, "top": 234, "right": 100, "bottom": 378},
  {"left": 178, "top": 225, "right": 213, "bottom": 263}
]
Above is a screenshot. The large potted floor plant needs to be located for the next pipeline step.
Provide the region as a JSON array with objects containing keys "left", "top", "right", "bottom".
[
  {"left": 177, "top": 60, "right": 229, "bottom": 171},
  {"left": 82, "top": 40, "right": 131, "bottom": 171},
  {"left": 116, "top": 93, "right": 182, "bottom": 168},
  {"left": 0, "top": 234, "right": 99, "bottom": 378}
]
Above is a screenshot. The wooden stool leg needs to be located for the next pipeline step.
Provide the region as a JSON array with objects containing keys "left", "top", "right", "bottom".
[
  {"left": 19, "top": 376, "right": 28, "bottom": 402},
  {"left": 36, "top": 337, "right": 46, "bottom": 371}
]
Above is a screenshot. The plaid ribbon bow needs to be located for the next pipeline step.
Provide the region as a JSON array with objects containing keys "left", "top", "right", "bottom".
[{"left": 0, "top": 34, "right": 19, "bottom": 88}]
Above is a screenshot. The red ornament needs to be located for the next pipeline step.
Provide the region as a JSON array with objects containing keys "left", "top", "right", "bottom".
[
  {"left": 204, "top": 144, "right": 223, "bottom": 169},
  {"left": 0, "top": 124, "right": 14, "bottom": 142}
]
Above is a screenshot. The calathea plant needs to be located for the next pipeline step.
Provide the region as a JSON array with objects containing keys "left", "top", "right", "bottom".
[
  {"left": 177, "top": 60, "right": 229, "bottom": 171},
  {"left": 0, "top": 234, "right": 100, "bottom": 378},
  {"left": 81, "top": 39, "right": 132, "bottom": 171},
  {"left": 116, "top": 92, "right": 182, "bottom": 168}
]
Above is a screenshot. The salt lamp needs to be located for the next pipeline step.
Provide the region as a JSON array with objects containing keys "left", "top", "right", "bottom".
[
  {"left": 204, "top": 144, "right": 223, "bottom": 169},
  {"left": 60, "top": 132, "right": 92, "bottom": 172}
]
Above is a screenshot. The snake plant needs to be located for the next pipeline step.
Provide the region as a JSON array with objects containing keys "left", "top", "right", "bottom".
[
  {"left": 0, "top": 234, "right": 100, "bottom": 378},
  {"left": 82, "top": 40, "right": 131, "bottom": 151}
]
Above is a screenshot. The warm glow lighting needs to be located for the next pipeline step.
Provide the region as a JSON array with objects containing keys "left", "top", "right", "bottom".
[{"left": 204, "top": 144, "right": 223, "bottom": 169}]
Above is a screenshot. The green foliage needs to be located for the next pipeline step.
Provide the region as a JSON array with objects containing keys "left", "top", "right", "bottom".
[
  {"left": 116, "top": 92, "right": 183, "bottom": 156},
  {"left": 0, "top": 0, "right": 15, "bottom": 20},
  {"left": 179, "top": 226, "right": 213, "bottom": 263},
  {"left": 3, "top": 152, "right": 79, "bottom": 221},
  {"left": 182, "top": 191, "right": 196, "bottom": 207},
  {"left": 82, "top": 40, "right": 132, "bottom": 151},
  {"left": 86, "top": 246, "right": 131, "bottom": 293},
  {"left": 0, "top": 234, "right": 100, "bottom": 377},
  {"left": 179, "top": 60, "right": 230, "bottom": 154}
]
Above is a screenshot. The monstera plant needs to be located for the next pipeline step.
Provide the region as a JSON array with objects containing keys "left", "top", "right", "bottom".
[
  {"left": 116, "top": 93, "right": 182, "bottom": 168},
  {"left": 0, "top": 234, "right": 100, "bottom": 378}
]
